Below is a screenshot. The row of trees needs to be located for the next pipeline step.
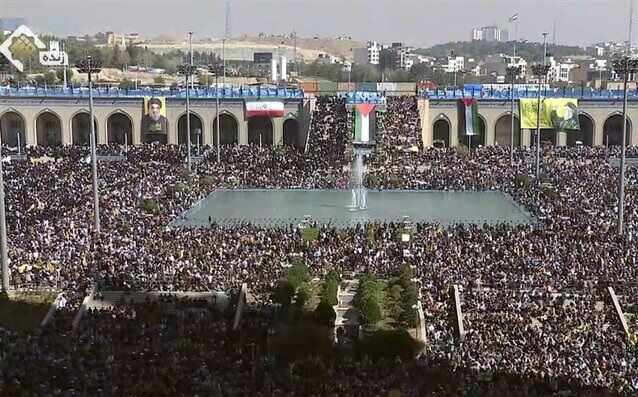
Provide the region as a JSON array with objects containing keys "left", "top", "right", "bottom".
[
  {"left": 354, "top": 264, "right": 418, "bottom": 329},
  {"left": 272, "top": 261, "right": 339, "bottom": 327},
  {"left": 416, "top": 40, "right": 593, "bottom": 62}
]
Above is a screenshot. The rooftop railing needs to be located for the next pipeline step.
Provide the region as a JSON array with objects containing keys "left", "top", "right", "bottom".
[{"left": 0, "top": 86, "right": 304, "bottom": 99}]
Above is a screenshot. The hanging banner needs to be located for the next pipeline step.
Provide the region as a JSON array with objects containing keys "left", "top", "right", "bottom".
[
  {"left": 142, "top": 97, "right": 168, "bottom": 135},
  {"left": 520, "top": 98, "right": 580, "bottom": 130},
  {"left": 245, "top": 101, "right": 284, "bottom": 118},
  {"left": 354, "top": 103, "right": 375, "bottom": 143},
  {"left": 458, "top": 98, "right": 479, "bottom": 136},
  {"left": 519, "top": 98, "right": 552, "bottom": 129},
  {"left": 547, "top": 98, "right": 580, "bottom": 130}
]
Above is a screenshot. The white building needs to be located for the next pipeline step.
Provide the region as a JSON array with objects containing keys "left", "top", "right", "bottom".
[
  {"left": 443, "top": 56, "right": 465, "bottom": 73},
  {"left": 353, "top": 41, "right": 382, "bottom": 65},
  {"left": 503, "top": 55, "right": 528, "bottom": 77},
  {"left": 546, "top": 57, "right": 579, "bottom": 83},
  {"left": 471, "top": 28, "right": 483, "bottom": 41}
]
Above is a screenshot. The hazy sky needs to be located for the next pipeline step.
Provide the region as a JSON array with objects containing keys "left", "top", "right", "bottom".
[{"left": 2, "top": 0, "right": 635, "bottom": 47}]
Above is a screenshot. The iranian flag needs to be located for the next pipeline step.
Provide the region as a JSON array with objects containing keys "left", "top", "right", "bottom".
[
  {"left": 460, "top": 97, "right": 479, "bottom": 136},
  {"left": 354, "top": 104, "right": 375, "bottom": 142},
  {"left": 245, "top": 101, "right": 285, "bottom": 118}
]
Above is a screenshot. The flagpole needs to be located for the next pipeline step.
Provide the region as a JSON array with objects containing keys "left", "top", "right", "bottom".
[{"left": 509, "top": 12, "right": 518, "bottom": 165}]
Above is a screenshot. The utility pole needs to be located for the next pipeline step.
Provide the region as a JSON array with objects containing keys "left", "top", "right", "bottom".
[
  {"left": 209, "top": 64, "right": 224, "bottom": 163},
  {"left": 614, "top": 0, "right": 635, "bottom": 236},
  {"left": 190, "top": 32, "right": 194, "bottom": 90},
  {"left": 77, "top": 55, "right": 103, "bottom": 233},
  {"left": 0, "top": 118, "right": 9, "bottom": 292}
]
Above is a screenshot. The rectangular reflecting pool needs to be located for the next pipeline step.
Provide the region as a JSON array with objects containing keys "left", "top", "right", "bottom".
[{"left": 170, "top": 189, "right": 536, "bottom": 228}]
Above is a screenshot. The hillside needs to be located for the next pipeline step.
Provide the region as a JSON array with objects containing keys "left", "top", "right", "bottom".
[
  {"left": 144, "top": 35, "right": 364, "bottom": 63},
  {"left": 236, "top": 35, "right": 364, "bottom": 61},
  {"left": 415, "top": 40, "right": 595, "bottom": 62}
]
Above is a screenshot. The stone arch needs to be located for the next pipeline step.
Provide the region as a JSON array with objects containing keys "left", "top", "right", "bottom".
[
  {"left": 177, "top": 111, "right": 204, "bottom": 145},
  {"left": 494, "top": 113, "right": 521, "bottom": 147},
  {"left": 213, "top": 112, "right": 239, "bottom": 146},
  {"left": 567, "top": 112, "right": 595, "bottom": 147},
  {"left": 107, "top": 111, "right": 134, "bottom": 145},
  {"left": 283, "top": 116, "right": 302, "bottom": 149},
  {"left": 35, "top": 110, "right": 63, "bottom": 147},
  {"left": 0, "top": 109, "right": 26, "bottom": 147},
  {"left": 248, "top": 116, "right": 274, "bottom": 147},
  {"left": 603, "top": 112, "right": 632, "bottom": 147},
  {"left": 432, "top": 114, "right": 451, "bottom": 148},
  {"left": 71, "top": 110, "right": 98, "bottom": 145}
]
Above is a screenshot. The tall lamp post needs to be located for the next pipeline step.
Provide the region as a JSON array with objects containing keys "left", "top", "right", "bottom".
[
  {"left": 178, "top": 61, "right": 197, "bottom": 171},
  {"left": 612, "top": 57, "right": 638, "bottom": 236},
  {"left": 0, "top": 125, "right": 9, "bottom": 292},
  {"left": 209, "top": 64, "right": 225, "bottom": 164},
  {"left": 506, "top": 66, "right": 521, "bottom": 164},
  {"left": 531, "top": 63, "right": 550, "bottom": 181},
  {"left": 76, "top": 55, "right": 103, "bottom": 233}
]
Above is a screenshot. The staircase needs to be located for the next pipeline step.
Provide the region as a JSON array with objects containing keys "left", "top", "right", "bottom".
[{"left": 335, "top": 279, "right": 360, "bottom": 339}]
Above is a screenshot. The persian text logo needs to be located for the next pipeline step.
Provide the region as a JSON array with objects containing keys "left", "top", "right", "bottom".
[{"left": 0, "top": 25, "right": 47, "bottom": 72}]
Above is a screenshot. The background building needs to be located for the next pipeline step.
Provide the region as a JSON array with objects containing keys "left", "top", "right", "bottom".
[{"left": 471, "top": 25, "right": 510, "bottom": 42}]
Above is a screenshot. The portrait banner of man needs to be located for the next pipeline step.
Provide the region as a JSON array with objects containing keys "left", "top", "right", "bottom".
[{"left": 142, "top": 97, "right": 168, "bottom": 138}]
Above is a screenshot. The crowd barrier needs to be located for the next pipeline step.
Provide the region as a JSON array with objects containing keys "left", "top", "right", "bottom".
[{"left": 0, "top": 86, "right": 304, "bottom": 99}]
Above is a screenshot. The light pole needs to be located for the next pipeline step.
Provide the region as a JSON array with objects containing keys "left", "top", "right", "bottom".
[
  {"left": 76, "top": 55, "right": 103, "bottom": 233},
  {"left": 223, "top": 38, "right": 227, "bottom": 86},
  {"left": 209, "top": 64, "right": 225, "bottom": 163},
  {"left": 612, "top": 57, "right": 638, "bottom": 236},
  {"left": 531, "top": 63, "right": 550, "bottom": 181},
  {"left": 0, "top": 123, "right": 9, "bottom": 292},
  {"left": 190, "top": 32, "right": 195, "bottom": 90},
  {"left": 506, "top": 66, "right": 522, "bottom": 164},
  {"left": 178, "top": 60, "right": 196, "bottom": 171}
]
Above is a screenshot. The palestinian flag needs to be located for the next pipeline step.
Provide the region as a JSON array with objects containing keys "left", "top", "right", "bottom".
[
  {"left": 460, "top": 97, "right": 479, "bottom": 136},
  {"left": 354, "top": 104, "right": 375, "bottom": 142}
]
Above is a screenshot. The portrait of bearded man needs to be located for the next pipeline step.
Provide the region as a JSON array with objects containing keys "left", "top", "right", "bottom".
[{"left": 141, "top": 97, "right": 168, "bottom": 136}]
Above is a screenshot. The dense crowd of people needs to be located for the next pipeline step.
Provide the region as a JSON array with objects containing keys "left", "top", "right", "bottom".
[{"left": 1, "top": 96, "right": 638, "bottom": 395}]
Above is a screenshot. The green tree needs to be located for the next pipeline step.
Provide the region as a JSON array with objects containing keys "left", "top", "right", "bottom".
[
  {"left": 119, "top": 78, "right": 136, "bottom": 90},
  {"left": 40, "top": 71, "right": 58, "bottom": 86},
  {"left": 273, "top": 279, "right": 296, "bottom": 309},
  {"left": 286, "top": 261, "right": 311, "bottom": 290}
]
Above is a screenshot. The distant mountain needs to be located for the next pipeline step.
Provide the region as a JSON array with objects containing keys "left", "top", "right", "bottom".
[{"left": 415, "top": 40, "right": 595, "bottom": 62}]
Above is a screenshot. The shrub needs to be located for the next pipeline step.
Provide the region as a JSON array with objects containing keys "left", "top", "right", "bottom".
[
  {"left": 301, "top": 227, "right": 319, "bottom": 242},
  {"left": 542, "top": 186, "right": 560, "bottom": 201},
  {"left": 355, "top": 272, "right": 383, "bottom": 326},
  {"left": 314, "top": 300, "right": 336, "bottom": 327},
  {"left": 295, "top": 283, "right": 311, "bottom": 309},
  {"left": 139, "top": 198, "right": 159, "bottom": 214},
  {"left": 202, "top": 175, "right": 215, "bottom": 188},
  {"left": 359, "top": 297, "right": 382, "bottom": 325},
  {"left": 286, "top": 260, "right": 311, "bottom": 290},
  {"left": 322, "top": 277, "right": 339, "bottom": 307},
  {"left": 514, "top": 173, "right": 531, "bottom": 188},
  {"left": 388, "top": 174, "right": 401, "bottom": 188},
  {"left": 367, "top": 174, "right": 381, "bottom": 188},
  {"left": 539, "top": 172, "right": 551, "bottom": 184},
  {"left": 273, "top": 279, "right": 295, "bottom": 309},
  {"left": 170, "top": 182, "right": 187, "bottom": 196}
]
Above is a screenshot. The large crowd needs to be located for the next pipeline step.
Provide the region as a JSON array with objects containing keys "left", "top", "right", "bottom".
[{"left": 1, "top": 96, "right": 638, "bottom": 395}]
